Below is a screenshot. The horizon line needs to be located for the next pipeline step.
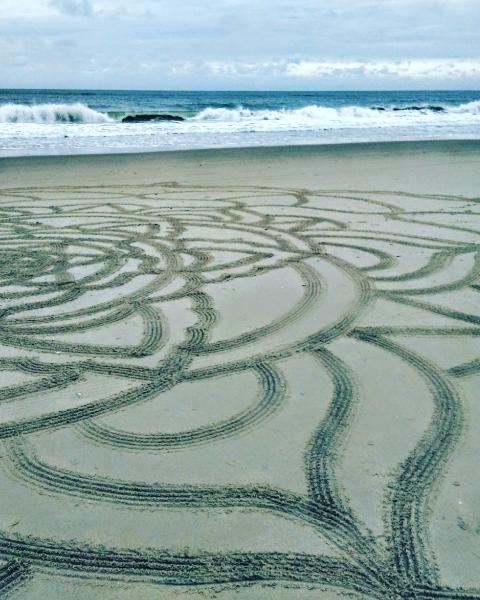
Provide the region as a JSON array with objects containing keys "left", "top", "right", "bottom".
[{"left": 2, "top": 87, "right": 480, "bottom": 94}]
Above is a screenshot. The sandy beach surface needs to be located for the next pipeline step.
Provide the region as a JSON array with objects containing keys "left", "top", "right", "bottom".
[{"left": 0, "top": 140, "right": 480, "bottom": 599}]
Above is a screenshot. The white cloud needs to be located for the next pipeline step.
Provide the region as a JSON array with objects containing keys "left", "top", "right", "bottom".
[
  {"left": 285, "top": 59, "right": 480, "bottom": 79},
  {"left": 192, "top": 59, "right": 480, "bottom": 81}
]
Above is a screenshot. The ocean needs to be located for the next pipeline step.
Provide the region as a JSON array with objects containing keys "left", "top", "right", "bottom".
[{"left": 0, "top": 89, "right": 479, "bottom": 157}]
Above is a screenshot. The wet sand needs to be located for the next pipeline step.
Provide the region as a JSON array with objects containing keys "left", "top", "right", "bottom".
[{"left": 0, "top": 141, "right": 480, "bottom": 598}]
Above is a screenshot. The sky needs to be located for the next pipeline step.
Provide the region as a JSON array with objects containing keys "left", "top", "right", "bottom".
[{"left": 1, "top": 0, "right": 479, "bottom": 90}]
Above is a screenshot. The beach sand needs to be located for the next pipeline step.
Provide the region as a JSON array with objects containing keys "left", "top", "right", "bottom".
[{"left": 0, "top": 140, "right": 480, "bottom": 599}]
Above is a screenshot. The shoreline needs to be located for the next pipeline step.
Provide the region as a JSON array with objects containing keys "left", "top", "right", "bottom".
[
  {"left": 2, "top": 138, "right": 480, "bottom": 194},
  {"left": 2, "top": 137, "right": 480, "bottom": 161}
]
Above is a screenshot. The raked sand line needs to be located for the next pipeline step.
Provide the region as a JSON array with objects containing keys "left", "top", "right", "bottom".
[{"left": 0, "top": 183, "right": 479, "bottom": 598}]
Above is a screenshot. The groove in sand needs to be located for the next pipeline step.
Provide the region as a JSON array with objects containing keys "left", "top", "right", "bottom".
[{"left": 0, "top": 182, "right": 479, "bottom": 598}]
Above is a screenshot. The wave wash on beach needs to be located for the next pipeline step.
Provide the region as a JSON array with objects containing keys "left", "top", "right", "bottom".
[{"left": 0, "top": 90, "right": 479, "bottom": 156}]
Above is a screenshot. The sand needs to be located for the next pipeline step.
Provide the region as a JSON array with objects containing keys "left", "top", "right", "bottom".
[{"left": 0, "top": 140, "right": 479, "bottom": 599}]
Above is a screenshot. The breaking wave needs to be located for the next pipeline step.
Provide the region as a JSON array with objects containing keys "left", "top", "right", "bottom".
[
  {"left": 1, "top": 101, "right": 479, "bottom": 128},
  {"left": 192, "top": 101, "right": 480, "bottom": 126},
  {"left": 452, "top": 100, "right": 480, "bottom": 114},
  {"left": 0, "top": 103, "right": 113, "bottom": 124}
]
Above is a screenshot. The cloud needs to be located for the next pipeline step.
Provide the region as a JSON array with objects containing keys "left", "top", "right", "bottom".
[
  {"left": 284, "top": 59, "right": 480, "bottom": 80},
  {"left": 195, "top": 59, "right": 480, "bottom": 81},
  {"left": 50, "top": 0, "right": 93, "bottom": 17},
  {"left": 1, "top": 0, "right": 480, "bottom": 88},
  {"left": 169, "top": 62, "right": 195, "bottom": 76}
]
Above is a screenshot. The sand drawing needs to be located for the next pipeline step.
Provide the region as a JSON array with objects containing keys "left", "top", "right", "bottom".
[{"left": 0, "top": 182, "right": 479, "bottom": 598}]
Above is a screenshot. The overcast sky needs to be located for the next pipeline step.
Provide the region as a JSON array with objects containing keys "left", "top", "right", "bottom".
[{"left": 1, "top": 0, "right": 479, "bottom": 90}]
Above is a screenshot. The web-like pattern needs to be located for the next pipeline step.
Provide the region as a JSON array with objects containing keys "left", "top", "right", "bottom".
[{"left": 0, "top": 183, "right": 479, "bottom": 598}]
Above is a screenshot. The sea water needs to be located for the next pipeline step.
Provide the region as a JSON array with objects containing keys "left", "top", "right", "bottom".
[{"left": 0, "top": 89, "right": 479, "bottom": 157}]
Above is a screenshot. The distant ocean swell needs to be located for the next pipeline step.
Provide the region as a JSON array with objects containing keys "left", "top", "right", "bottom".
[{"left": 1, "top": 101, "right": 480, "bottom": 126}]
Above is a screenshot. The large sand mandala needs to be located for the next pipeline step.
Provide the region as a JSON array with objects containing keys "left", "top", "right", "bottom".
[{"left": 0, "top": 183, "right": 479, "bottom": 598}]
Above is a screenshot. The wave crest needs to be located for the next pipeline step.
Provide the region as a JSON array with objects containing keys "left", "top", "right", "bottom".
[
  {"left": 0, "top": 103, "right": 112, "bottom": 124},
  {"left": 191, "top": 102, "right": 480, "bottom": 125},
  {"left": 453, "top": 100, "right": 480, "bottom": 114}
]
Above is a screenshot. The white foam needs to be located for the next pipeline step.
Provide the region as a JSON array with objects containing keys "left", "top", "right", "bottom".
[
  {"left": 0, "top": 103, "right": 112, "bottom": 124},
  {"left": 452, "top": 100, "right": 480, "bottom": 114},
  {"left": 191, "top": 103, "right": 480, "bottom": 129}
]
